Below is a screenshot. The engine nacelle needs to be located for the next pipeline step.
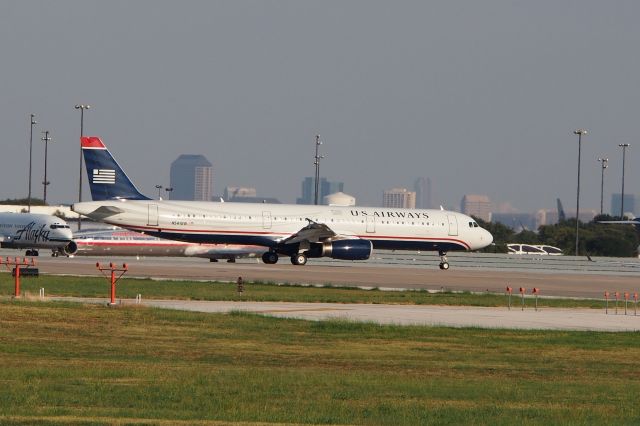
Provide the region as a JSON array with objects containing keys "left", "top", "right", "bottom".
[
  {"left": 308, "top": 239, "right": 372, "bottom": 260},
  {"left": 63, "top": 240, "right": 78, "bottom": 255}
]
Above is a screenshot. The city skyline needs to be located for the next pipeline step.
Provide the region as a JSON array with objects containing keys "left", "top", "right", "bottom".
[{"left": 1, "top": 2, "right": 639, "bottom": 212}]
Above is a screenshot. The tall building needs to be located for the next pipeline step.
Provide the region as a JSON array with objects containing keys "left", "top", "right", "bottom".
[
  {"left": 611, "top": 193, "right": 636, "bottom": 217},
  {"left": 461, "top": 194, "right": 492, "bottom": 222},
  {"left": 296, "top": 177, "right": 344, "bottom": 204},
  {"left": 414, "top": 177, "right": 431, "bottom": 209},
  {"left": 383, "top": 188, "right": 416, "bottom": 209},
  {"left": 169, "top": 155, "right": 213, "bottom": 201}
]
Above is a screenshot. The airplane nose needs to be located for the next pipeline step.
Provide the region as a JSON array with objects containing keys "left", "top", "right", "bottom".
[{"left": 485, "top": 229, "right": 494, "bottom": 246}]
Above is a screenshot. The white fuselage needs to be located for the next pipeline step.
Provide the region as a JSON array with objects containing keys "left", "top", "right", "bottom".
[
  {"left": 72, "top": 200, "right": 493, "bottom": 253},
  {"left": 0, "top": 212, "right": 74, "bottom": 251}
]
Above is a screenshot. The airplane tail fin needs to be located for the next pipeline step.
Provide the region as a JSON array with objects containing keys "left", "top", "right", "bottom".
[{"left": 81, "top": 137, "right": 150, "bottom": 201}]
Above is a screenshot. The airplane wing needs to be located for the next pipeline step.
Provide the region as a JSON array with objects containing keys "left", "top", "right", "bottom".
[{"left": 279, "top": 219, "right": 338, "bottom": 245}]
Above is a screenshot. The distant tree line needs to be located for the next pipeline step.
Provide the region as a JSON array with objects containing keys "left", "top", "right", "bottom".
[
  {"left": 0, "top": 198, "right": 47, "bottom": 206},
  {"left": 475, "top": 215, "right": 639, "bottom": 257}
]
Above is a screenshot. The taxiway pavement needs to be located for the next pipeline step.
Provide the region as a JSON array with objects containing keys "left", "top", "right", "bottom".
[{"left": 50, "top": 297, "right": 640, "bottom": 332}]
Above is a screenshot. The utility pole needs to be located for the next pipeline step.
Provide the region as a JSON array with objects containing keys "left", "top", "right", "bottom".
[
  {"left": 41, "top": 131, "right": 52, "bottom": 204},
  {"left": 573, "top": 129, "right": 587, "bottom": 256},
  {"left": 619, "top": 143, "right": 630, "bottom": 218},
  {"left": 597, "top": 158, "right": 608, "bottom": 216},
  {"left": 75, "top": 104, "right": 90, "bottom": 230},
  {"left": 27, "top": 114, "right": 36, "bottom": 212},
  {"left": 313, "top": 135, "right": 324, "bottom": 205}
]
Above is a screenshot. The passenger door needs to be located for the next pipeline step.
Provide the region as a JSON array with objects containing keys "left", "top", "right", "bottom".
[
  {"left": 147, "top": 204, "right": 159, "bottom": 226},
  {"left": 366, "top": 216, "right": 376, "bottom": 233},
  {"left": 447, "top": 214, "right": 458, "bottom": 236},
  {"left": 262, "top": 211, "right": 272, "bottom": 229}
]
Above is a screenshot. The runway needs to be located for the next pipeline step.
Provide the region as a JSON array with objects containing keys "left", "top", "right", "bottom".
[{"left": 18, "top": 251, "right": 640, "bottom": 299}]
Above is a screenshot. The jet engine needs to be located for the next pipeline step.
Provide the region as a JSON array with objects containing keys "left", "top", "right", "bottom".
[
  {"left": 62, "top": 240, "right": 78, "bottom": 256},
  {"left": 308, "top": 239, "right": 372, "bottom": 260}
]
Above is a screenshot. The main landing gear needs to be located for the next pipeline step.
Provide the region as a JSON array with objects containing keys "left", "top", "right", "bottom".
[
  {"left": 290, "top": 253, "right": 308, "bottom": 266},
  {"left": 25, "top": 249, "right": 39, "bottom": 256},
  {"left": 262, "top": 251, "right": 308, "bottom": 266},
  {"left": 438, "top": 250, "right": 449, "bottom": 270},
  {"left": 262, "top": 251, "right": 279, "bottom": 264}
]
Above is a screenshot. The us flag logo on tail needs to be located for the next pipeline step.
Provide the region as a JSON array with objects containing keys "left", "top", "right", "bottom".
[{"left": 92, "top": 169, "right": 116, "bottom": 184}]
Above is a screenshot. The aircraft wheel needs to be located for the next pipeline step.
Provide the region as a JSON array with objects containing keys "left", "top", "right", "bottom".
[
  {"left": 262, "top": 252, "right": 279, "bottom": 264},
  {"left": 25, "top": 250, "right": 32, "bottom": 256},
  {"left": 439, "top": 262, "right": 449, "bottom": 270},
  {"left": 291, "top": 253, "right": 308, "bottom": 266}
]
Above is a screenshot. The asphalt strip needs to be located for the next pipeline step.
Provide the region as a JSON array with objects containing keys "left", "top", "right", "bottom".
[{"left": 46, "top": 297, "right": 640, "bottom": 332}]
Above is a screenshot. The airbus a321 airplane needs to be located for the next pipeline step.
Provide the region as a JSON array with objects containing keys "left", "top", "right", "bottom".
[
  {"left": 72, "top": 137, "right": 493, "bottom": 269},
  {"left": 0, "top": 212, "right": 77, "bottom": 256}
]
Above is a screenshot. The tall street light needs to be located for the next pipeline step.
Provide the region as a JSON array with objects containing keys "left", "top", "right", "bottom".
[
  {"left": 41, "top": 131, "right": 52, "bottom": 204},
  {"left": 597, "top": 157, "right": 608, "bottom": 216},
  {"left": 75, "top": 104, "right": 90, "bottom": 230},
  {"left": 618, "top": 143, "right": 630, "bottom": 218},
  {"left": 573, "top": 129, "right": 587, "bottom": 256},
  {"left": 165, "top": 187, "right": 173, "bottom": 199},
  {"left": 27, "top": 113, "right": 37, "bottom": 212},
  {"left": 313, "top": 135, "right": 324, "bottom": 205},
  {"left": 155, "top": 185, "right": 163, "bottom": 199}
]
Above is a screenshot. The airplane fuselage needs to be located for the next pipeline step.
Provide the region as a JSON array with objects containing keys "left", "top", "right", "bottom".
[
  {"left": 72, "top": 200, "right": 492, "bottom": 253},
  {"left": 0, "top": 212, "right": 76, "bottom": 254}
]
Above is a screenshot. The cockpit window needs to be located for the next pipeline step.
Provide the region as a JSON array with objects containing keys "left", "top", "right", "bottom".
[{"left": 50, "top": 224, "right": 70, "bottom": 229}]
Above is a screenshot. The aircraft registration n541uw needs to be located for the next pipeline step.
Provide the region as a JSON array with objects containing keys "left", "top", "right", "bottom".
[
  {"left": 0, "top": 212, "right": 77, "bottom": 256},
  {"left": 72, "top": 137, "right": 493, "bottom": 269}
]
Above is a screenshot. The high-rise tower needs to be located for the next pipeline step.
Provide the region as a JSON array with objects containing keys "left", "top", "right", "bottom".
[{"left": 169, "top": 154, "right": 213, "bottom": 201}]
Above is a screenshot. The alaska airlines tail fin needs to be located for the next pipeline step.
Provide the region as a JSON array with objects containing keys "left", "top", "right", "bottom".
[{"left": 81, "top": 137, "right": 150, "bottom": 201}]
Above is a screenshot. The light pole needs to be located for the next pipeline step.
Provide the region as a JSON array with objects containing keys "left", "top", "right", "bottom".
[
  {"left": 618, "top": 143, "right": 630, "bottom": 218},
  {"left": 155, "top": 185, "right": 163, "bottom": 199},
  {"left": 75, "top": 104, "right": 90, "bottom": 230},
  {"left": 27, "top": 113, "right": 37, "bottom": 212},
  {"left": 165, "top": 187, "right": 173, "bottom": 199},
  {"left": 573, "top": 129, "right": 587, "bottom": 256},
  {"left": 597, "top": 157, "right": 608, "bottom": 216},
  {"left": 313, "top": 135, "right": 324, "bottom": 205},
  {"left": 41, "top": 131, "right": 52, "bottom": 204}
]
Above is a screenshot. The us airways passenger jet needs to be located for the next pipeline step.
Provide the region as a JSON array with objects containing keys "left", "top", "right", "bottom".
[{"left": 72, "top": 137, "right": 492, "bottom": 269}]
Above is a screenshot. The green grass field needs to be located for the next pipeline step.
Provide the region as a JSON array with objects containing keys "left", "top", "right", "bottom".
[
  {"left": 1, "top": 301, "right": 639, "bottom": 425},
  {"left": 0, "top": 273, "right": 608, "bottom": 309}
]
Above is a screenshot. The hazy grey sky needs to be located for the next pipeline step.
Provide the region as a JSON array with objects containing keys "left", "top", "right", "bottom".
[{"left": 1, "top": 1, "right": 639, "bottom": 213}]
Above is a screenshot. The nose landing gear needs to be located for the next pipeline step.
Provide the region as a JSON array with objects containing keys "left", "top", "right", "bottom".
[{"left": 438, "top": 251, "right": 449, "bottom": 270}]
